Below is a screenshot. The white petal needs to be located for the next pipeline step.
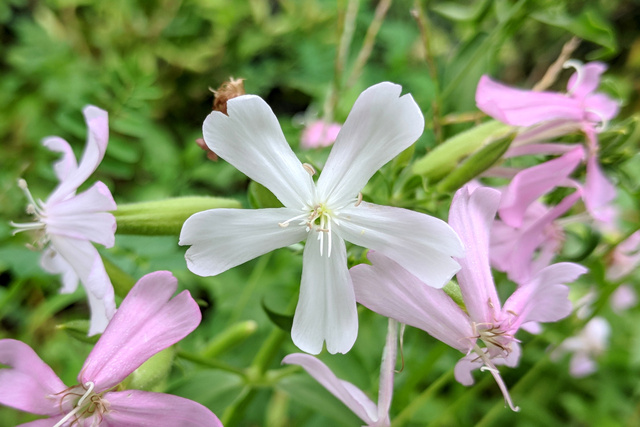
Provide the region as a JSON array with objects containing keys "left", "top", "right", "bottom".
[
  {"left": 48, "top": 235, "right": 116, "bottom": 335},
  {"left": 317, "top": 82, "right": 424, "bottom": 206},
  {"left": 40, "top": 246, "right": 79, "bottom": 294},
  {"left": 202, "top": 96, "right": 314, "bottom": 208},
  {"left": 42, "top": 136, "right": 78, "bottom": 182},
  {"left": 336, "top": 202, "right": 463, "bottom": 289},
  {"left": 291, "top": 232, "right": 358, "bottom": 354},
  {"left": 47, "top": 106, "right": 109, "bottom": 204},
  {"left": 179, "top": 208, "right": 308, "bottom": 277},
  {"left": 282, "top": 353, "right": 377, "bottom": 424}
]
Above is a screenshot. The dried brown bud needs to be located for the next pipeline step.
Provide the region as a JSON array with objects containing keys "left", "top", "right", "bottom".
[
  {"left": 209, "top": 77, "right": 246, "bottom": 115},
  {"left": 195, "top": 137, "right": 218, "bottom": 162}
]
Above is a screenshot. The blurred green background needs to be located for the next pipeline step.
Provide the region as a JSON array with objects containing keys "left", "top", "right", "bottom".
[{"left": 1, "top": 0, "right": 639, "bottom": 425}]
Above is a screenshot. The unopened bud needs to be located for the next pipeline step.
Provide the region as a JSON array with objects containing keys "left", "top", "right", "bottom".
[
  {"left": 195, "top": 137, "right": 218, "bottom": 162},
  {"left": 209, "top": 77, "right": 246, "bottom": 116}
]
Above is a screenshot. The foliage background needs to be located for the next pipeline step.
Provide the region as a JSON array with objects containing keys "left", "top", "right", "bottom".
[{"left": 1, "top": 0, "right": 639, "bottom": 425}]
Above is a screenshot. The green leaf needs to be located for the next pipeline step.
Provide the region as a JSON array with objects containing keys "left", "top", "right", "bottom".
[
  {"left": 261, "top": 298, "right": 293, "bottom": 332},
  {"left": 248, "top": 181, "right": 283, "bottom": 209},
  {"left": 57, "top": 320, "right": 100, "bottom": 344},
  {"left": 431, "top": 0, "right": 490, "bottom": 22}
]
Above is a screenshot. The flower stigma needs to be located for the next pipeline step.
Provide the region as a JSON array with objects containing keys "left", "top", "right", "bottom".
[
  {"left": 10, "top": 179, "right": 48, "bottom": 246},
  {"left": 53, "top": 381, "right": 110, "bottom": 427}
]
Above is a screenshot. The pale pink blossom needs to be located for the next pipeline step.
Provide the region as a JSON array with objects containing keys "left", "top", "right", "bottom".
[
  {"left": 352, "top": 185, "right": 587, "bottom": 410},
  {"left": 11, "top": 106, "right": 117, "bottom": 335},
  {"left": 476, "top": 61, "right": 620, "bottom": 224},
  {"left": 0, "top": 271, "right": 222, "bottom": 427},
  {"left": 552, "top": 317, "right": 610, "bottom": 377},
  {"left": 301, "top": 120, "right": 342, "bottom": 149},
  {"left": 283, "top": 319, "right": 398, "bottom": 426},
  {"left": 607, "top": 231, "right": 640, "bottom": 281},
  {"left": 610, "top": 285, "right": 638, "bottom": 313},
  {"left": 180, "top": 83, "right": 463, "bottom": 354}
]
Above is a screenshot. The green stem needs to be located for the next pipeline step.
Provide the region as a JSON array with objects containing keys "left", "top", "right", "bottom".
[
  {"left": 392, "top": 369, "right": 454, "bottom": 426},
  {"left": 176, "top": 349, "right": 247, "bottom": 378}
]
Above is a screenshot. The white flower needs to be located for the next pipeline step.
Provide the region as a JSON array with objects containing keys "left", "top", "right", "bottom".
[
  {"left": 12, "top": 106, "right": 117, "bottom": 335},
  {"left": 180, "top": 83, "right": 463, "bottom": 354}
]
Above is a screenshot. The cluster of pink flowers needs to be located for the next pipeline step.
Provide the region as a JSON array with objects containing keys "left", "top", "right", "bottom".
[{"left": 4, "top": 60, "right": 635, "bottom": 425}]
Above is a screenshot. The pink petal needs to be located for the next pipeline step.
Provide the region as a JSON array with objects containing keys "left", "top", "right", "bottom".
[
  {"left": 352, "top": 251, "right": 474, "bottom": 353},
  {"left": 317, "top": 82, "right": 424, "bottom": 207},
  {"left": 476, "top": 75, "right": 582, "bottom": 126},
  {"left": 584, "top": 93, "right": 620, "bottom": 123},
  {"left": 301, "top": 120, "right": 341, "bottom": 149},
  {"left": 337, "top": 202, "right": 463, "bottom": 289},
  {"left": 0, "top": 339, "right": 67, "bottom": 416},
  {"left": 499, "top": 146, "right": 584, "bottom": 228},
  {"left": 566, "top": 62, "right": 607, "bottom": 100},
  {"left": 202, "top": 95, "right": 315, "bottom": 209},
  {"left": 282, "top": 353, "right": 378, "bottom": 425},
  {"left": 569, "top": 352, "right": 597, "bottom": 377},
  {"left": 291, "top": 233, "right": 358, "bottom": 355},
  {"left": 47, "top": 106, "right": 109, "bottom": 204},
  {"left": 102, "top": 390, "right": 222, "bottom": 426},
  {"left": 503, "top": 262, "right": 587, "bottom": 330},
  {"left": 80, "top": 271, "right": 201, "bottom": 391},
  {"left": 180, "top": 207, "right": 308, "bottom": 277},
  {"left": 448, "top": 185, "right": 502, "bottom": 323},
  {"left": 584, "top": 154, "right": 616, "bottom": 224}
]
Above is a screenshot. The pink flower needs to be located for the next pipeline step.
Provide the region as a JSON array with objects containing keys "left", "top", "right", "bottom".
[
  {"left": 0, "top": 271, "right": 222, "bottom": 427},
  {"left": 301, "top": 120, "right": 342, "bottom": 149},
  {"left": 551, "top": 317, "right": 610, "bottom": 378},
  {"left": 282, "top": 319, "right": 398, "bottom": 426},
  {"left": 11, "top": 106, "right": 117, "bottom": 335},
  {"left": 607, "top": 231, "right": 640, "bottom": 281},
  {"left": 476, "top": 61, "right": 620, "bottom": 224},
  {"left": 352, "top": 185, "right": 587, "bottom": 410},
  {"left": 610, "top": 285, "right": 638, "bottom": 313},
  {"left": 180, "top": 83, "right": 463, "bottom": 354}
]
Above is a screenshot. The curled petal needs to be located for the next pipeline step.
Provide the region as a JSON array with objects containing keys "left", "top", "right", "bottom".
[
  {"left": 566, "top": 62, "right": 607, "bottom": 100},
  {"left": 0, "top": 339, "right": 67, "bottom": 416},
  {"left": 282, "top": 353, "right": 378, "bottom": 425},
  {"left": 352, "top": 251, "right": 473, "bottom": 353},
  {"left": 40, "top": 246, "right": 79, "bottom": 294},
  {"left": 80, "top": 271, "right": 201, "bottom": 390},
  {"left": 448, "top": 185, "right": 501, "bottom": 323},
  {"left": 476, "top": 75, "right": 582, "bottom": 126},
  {"left": 180, "top": 208, "right": 308, "bottom": 277},
  {"left": 103, "top": 390, "right": 222, "bottom": 426},
  {"left": 291, "top": 233, "right": 357, "bottom": 355},
  {"left": 42, "top": 137, "right": 78, "bottom": 183},
  {"left": 317, "top": 82, "right": 424, "bottom": 207},
  {"left": 47, "top": 106, "right": 109, "bottom": 204},
  {"left": 337, "top": 202, "right": 463, "bottom": 289},
  {"left": 202, "top": 95, "right": 315, "bottom": 208}
]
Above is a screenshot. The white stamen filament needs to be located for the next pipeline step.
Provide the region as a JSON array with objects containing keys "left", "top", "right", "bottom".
[
  {"left": 53, "top": 382, "right": 96, "bottom": 427},
  {"left": 584, "top": 108, "right": 609, "bottom": 132},
  {"left": 473, "top": 345, "right": 520, "bottom": 412}
]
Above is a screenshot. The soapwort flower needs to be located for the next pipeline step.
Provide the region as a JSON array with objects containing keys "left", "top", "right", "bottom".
[
  {"left": 0, "top": 271, "right": 222, "bottom": 427},
  {"left": 282, "top": 319, "right": 398, "bottom": 426},
  {"left": 352, "top": 185, "right": 587, "bottom": 410},
  {"left": 476, "top": 61, "right": 620, "bottom": 224},
  {"left": 551, "top": 317, "right": 611, "bottom": 378},
  {"left": 11, "top": 106, "right": 117, "bottom": 335},
  {"left": 180, "top": 82, "right": 463, "bottom": 355}
]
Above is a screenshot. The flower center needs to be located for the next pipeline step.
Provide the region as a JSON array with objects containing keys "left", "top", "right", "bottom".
[
  {"left": 53, "top": 381, "right": 110, "bottom": 427},
  {"left": 279, "top": 202, "right": 340, "bottom": 257}
]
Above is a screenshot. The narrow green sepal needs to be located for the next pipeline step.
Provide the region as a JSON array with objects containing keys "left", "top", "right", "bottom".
[
  {"left": 114, "top": 196, "right": 242, "bottom": 235},
  {"left": 436, "top": 130, "right": 515, "bottom": 192},
  {"left": 57, "top": 320, "right": 100, "bottom": 344},
  {"left": 200, "top": 320, "right": 258, "bottom": 358},
  {"left": 412, "top": 120, "right": 510, "bottom": 182}
]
